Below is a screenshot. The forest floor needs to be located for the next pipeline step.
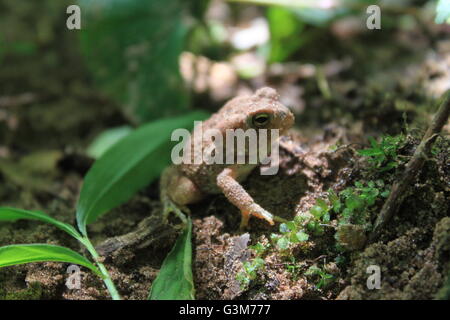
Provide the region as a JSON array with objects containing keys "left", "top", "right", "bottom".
[{"left": 0, "top": 1, "right": 449, "bottom": 300}]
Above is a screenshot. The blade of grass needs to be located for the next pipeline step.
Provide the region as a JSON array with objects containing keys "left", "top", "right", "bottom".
[
  {"left": 149, "top": 218, "right": 194, "bottom": 300},
  {"left": 0, "top": 207, "right": 82, "bottom": 240},
  {"left": 0, "top": 244, "right": 101, "bottom": 276},
  {"left": 0, "top": 208, "right": 121, "bottom": 299}
]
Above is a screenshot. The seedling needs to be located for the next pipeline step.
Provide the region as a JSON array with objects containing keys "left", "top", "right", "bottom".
[
  {"left": 357, "top": 135, "right": 404, "bottom": 172},
  {"left": 236, "top": 243, "right": 268, "bottom": 289},
  {"left": 284, "top": 256, "right": 302, "bottom": 280},
  {"left": 332, "top": 180, "right": 390, "bottom": 228},
  {"left": 0, "top": 208, "right": 120, "bottom": 299},
  {"left": 305, "top": 265, "right": 334, "bottom": 289}
]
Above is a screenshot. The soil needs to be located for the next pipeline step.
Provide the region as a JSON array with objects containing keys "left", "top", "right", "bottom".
[{"left": 0, "top": 0, "right": 449, "bottom": 300}]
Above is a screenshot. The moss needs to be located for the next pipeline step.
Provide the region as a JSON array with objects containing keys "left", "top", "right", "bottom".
[
  {"left": 0, "top": 282, "right": 43, "bottom": 300},
  {"left": 432, "top": 217, "right": 450, "bottom": 266},
  {"left": 436, "top": 271, "right": 450, "bottom": 300}
]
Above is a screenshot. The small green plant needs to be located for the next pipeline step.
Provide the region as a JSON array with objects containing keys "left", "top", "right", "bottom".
[
  {"left": 236, "top": 242, "right": 270, "bottom": 289},
  {"left": 236, "top": 257, "right": 266, "bottom": 289},
  {"left": 269, "top": 196, "right": 333, "bottom": 252},
  {"left": 284, "top": 256, "right": 302, "bottom": 281},
  {"left": 305, "top": 198, "right": 332, "bottom": 235},
  {"left": 305, "top": 265, "right": 334, "bottom": 289},
  {"left": 357, "top": 135, "right": 404, "bottom": 172},
  {"left": 331, "top": 180, "right": 390, "bottom": 228},
  {"left": 235, "top": 198, "right": 332, "bottom": 286},
  {"left": 270, "top": 221, "right": 310, "bottom": 251}
]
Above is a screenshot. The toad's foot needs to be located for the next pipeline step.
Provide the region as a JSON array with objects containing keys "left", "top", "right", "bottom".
[
  {"left": 240, "top": 204, "right": 273, "bottom": 229},
  {"left": 217, "top": 167, "right": 288, "bottom": 229},
  {"left": 240, "top": 204, "right": 289, "bottom": 229}
]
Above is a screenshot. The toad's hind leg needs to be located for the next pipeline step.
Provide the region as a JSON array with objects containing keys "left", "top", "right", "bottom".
[
  {"left": 217, "top": 167, "right": 276, "bottom": 229},
  {"left": 160, "top": 166, "right": 205, "bottom": 223}
]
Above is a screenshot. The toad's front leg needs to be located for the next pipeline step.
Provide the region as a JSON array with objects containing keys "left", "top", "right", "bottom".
[{"left": 217, "top": 167, "right": 280, "bottom": 229}]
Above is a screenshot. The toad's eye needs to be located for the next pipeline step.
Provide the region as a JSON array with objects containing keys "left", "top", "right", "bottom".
[{"left": 252, "top": 113, "right": 270, "bottom": 127}]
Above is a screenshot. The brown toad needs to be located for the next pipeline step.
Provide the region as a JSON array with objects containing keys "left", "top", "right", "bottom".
[{"left": 160, "top": 87, "right": 294, "bottom": 228}]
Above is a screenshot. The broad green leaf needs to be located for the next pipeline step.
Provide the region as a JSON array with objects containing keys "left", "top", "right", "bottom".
[
  {"left": 87, "top": 126, "right": 133, "bottom": 159},
  {"left": 436, "top": 0, "right": 450, "bottom": 24},
  {"left": 316, "top": 198, "right": 328, "bottom": 211},
  {"left": 279, "top": 223, "right": 289, "bottom": 233},
  {"left": 0, "top": 207, "right": 81, "bottom": 240},
  {"left": 0, "top": 244, "right": 101, "bottom": 276},
  {"left": 267, "top": 7, "right": 305, "bottom": 63},
  {"left": 149, "top": 219, "right": 194, "bottom": 300},
  {"left": 78, "top": 0, "right": 189, "bottom": 123},
  {"left": 277, "top": 237, "right": 289, "bottom": 250},
  {"left": 285, "top": 221, "right": 297, "bottom": 232},
  {"left": 310, "top": 205, "right": 324, "bottom": 219},
  {"left": 76, "top": 112, "right": 209, "bottom": 235},
  {"left": 295, "top": 231, "right": 309, "bottom": 242}
]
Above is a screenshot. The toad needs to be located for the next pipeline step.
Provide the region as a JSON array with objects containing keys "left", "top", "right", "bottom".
[{"left": 161, "top": 87, "right": 294, "bottom": 228}]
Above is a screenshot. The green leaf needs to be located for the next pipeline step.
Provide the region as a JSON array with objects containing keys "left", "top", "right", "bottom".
[
  {"left": 436, "top": 0, "right": 450, "bottom": 24},
  {"left": 369, "top": 137, "right": 379, "bottom": 149},
  {"left": 316, "top": 198, "right": 328, "bottom": 211},
  {"left": 149, "top": 219, "right": 194, "bottom": 300},
  {"left": 345, "top": 195, "right": 363, "bottom": 211},
  {"left": 279, "top": 223, "right": 289, "bottom": 233},
  {"left": 357, "top": 148, "right": 383, "bottom": 157},
  {"left": 305, "top": 265, "right": 320, "bottom": 276},
  {"left": 267, "top": 7, "right": 304, "bottom": 63},
  {"left": 250, "top": 242, "right": 267, "bottom": 255},
  {"left": 277, "top": 237, "right": 289, "bottom": 250},
  {"left": 78, "top": 0, "right": 189, "bottom": 123},
  {"left": 270, "top": 233, "right": 281, "bottom": 242},
  {"left": 0, "top": 244, "right": 101, "bottom": 276},
  {"left": 295, "top": 231, "right": 309, "bottom": 242},
  {"left": 76, "top": 112, "right": 208, "bottom": 235},
  {"left": 0, "top": 207, "right": 81, "bottom": 240},
  {"left": 380, "top": 190, "right": 390, "bottom": 198},
  {"left": 285, "top": 221, "right": 297, "bottom": 232},
  {"left": 310, "top": 205, "right": 324, "bottom": 219},
  {"left": 87, "top": 126, "right": 133, "bottom": 159},
  {"left": 380, "top": 161, "right": 397, "bottom": 172}
]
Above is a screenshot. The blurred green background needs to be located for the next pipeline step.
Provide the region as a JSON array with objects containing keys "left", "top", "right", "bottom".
[{"left": 0, "top": 0, "right": 448, "bottom": 152}]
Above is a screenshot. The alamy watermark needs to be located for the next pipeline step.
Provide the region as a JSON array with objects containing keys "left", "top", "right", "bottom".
[
  {"left": 66, "top": 4, "right": 382, "bottom": 31},
  {"left": 66, "top": 265, "right": 81, "bottom": 289},
  {"left": 171, "top": 121, "right": 281, "bottom": 175},
  {"left": 66, "top": 5, "right": 81, "bottom": 30},
  {"left": 366, "top": 265, "right": 381, "bottom": 289},
  {"left": 366, "top": 5, "right": 381, "bottom": 30}
]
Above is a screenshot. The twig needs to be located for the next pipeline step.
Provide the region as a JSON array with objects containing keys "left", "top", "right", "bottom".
[{"left": 369, "top": 90, "right": 450, "bottom": 242}]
